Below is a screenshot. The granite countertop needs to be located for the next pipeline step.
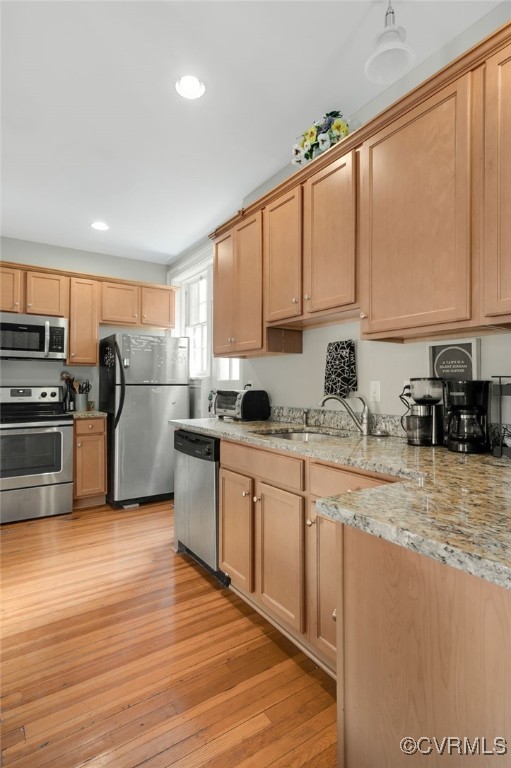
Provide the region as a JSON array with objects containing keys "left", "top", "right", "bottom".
[
  {"left": 72, "top": 411, "right": 107, "bottom": 419},
  {"left": 170, "top": 417, "right": 511, "bottom": 591}
]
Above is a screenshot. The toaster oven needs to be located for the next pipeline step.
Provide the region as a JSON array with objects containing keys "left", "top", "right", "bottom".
[{"left": 213, "top": 389, "right": 271, "bottom": 421}]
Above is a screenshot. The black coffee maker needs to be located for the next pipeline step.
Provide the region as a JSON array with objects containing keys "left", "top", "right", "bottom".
[{"left": 444, "top": 380, "right": 492, "bottom": 453}]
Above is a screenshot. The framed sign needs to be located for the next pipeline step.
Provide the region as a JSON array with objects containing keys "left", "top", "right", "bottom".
[{"left": 428, "top": 339, "right": 480, "bottom": 380}]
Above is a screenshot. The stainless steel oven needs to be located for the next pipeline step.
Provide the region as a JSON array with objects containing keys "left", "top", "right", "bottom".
[{"left": 0, "top": 387, "right": 73, "bottom": 523}]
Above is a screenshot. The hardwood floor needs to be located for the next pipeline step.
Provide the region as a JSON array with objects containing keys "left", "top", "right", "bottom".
[{"left": 0, "top": 502, "right": 337, "bottom": 767}]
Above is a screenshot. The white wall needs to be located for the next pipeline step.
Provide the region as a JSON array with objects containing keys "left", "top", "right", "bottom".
[
  {"left": 1, "top": 237, "right": 167, "bottom": 284},
  {"left": 242, "top": 324, "right": 511, "bottom": 422}
]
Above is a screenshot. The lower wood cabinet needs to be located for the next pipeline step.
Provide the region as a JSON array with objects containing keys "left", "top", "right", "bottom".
[
  {"left": 306, "top": 501, "right": 338, "bottom": 664},
  {"left": 219, "top": 468, "right": 254, "bottom": 593},
  {"left": 74, "top": 418, "right": 106, "bottom": 505}
]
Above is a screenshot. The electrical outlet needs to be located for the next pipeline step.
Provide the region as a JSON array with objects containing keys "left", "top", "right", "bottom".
[{"left": 369, "top": 381, "right": 380, "bottom": 402}]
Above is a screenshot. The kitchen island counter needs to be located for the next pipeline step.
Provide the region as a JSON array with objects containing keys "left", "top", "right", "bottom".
[{"left": 170, "top": 418, "right": 511, "bottom": 590}]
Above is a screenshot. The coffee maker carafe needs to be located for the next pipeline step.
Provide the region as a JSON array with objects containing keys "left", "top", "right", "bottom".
[
  {"left": 401, "top": 378, "right": 444, "bottom": 446},
  {"left": 444, "top": 380, "right": 491, "bottom": 453}
]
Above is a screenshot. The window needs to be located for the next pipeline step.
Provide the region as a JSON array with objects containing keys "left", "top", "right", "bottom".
[
  {"left": 216, "top": 357, "right": 240, "bottom": 383},
  {"left": 185, "top": 272, "right": 209, "bottom": 377}
]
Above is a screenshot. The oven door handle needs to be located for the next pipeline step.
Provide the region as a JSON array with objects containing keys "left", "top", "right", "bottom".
[
  {"left": 0, "top": 423, "right": 72, "bottom": 434},
  {"left": 43, "top": 320, "right": 50, "bottom": 358}
]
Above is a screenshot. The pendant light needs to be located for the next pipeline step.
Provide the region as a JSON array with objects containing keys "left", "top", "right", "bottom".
[{"left": 364, "top": 1, "right": 415, "bottom": 85}]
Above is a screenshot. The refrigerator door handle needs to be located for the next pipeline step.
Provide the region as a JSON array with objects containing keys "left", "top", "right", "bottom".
[{"left": 114, "top": 341, "right": 126, "bottom": 429}]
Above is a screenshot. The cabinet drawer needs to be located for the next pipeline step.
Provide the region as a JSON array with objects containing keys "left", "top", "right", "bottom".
[
  {"left": 309, "top": 462, "right": 391, "bottom": 497},
  {"left": 75, "top": 418, "right": 105, "bottom": 435},
  {"left": 221, "top": 441, "right": 304, "bottom": 491}
]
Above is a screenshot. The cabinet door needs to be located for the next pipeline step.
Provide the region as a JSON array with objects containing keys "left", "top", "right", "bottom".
[
  {"left": 484, "top": 43, "right": 511, "bottom": 319},
  {"left": 264, "top": 186, "right": 302, "bottom": 322},
  {"left": 101, "top": 282, "right": 140, "bottom": 324},
  {"left": 360, "top": 76, "right": 471, "bottom": 335},
  {"left": 219, "top": 468, "right": 254, "bottom": 593},
  {"left": 0, "top": 267, "right": 22, "bottom": 312},
  {"left": 213, "top": 230, "right": 235, "bottom": 355},
  {"left": 233, "top": 212, "right": 263, "bottom": 353},
  {"left": 303, "top": 151, "right": 356, "bottom": 314},
  {"left": 74, "top": 432, "right": 106, "bottom": 498},
  {"left": 69, "top": 278, "right": 98, "bottom": 365},
  {"left": 306, "top": 502, "right": 337, "bottom": 665},
  {"left": 141, "top": 286, "right": 175, "bottom": 328},
  {"left": 26, "top": 272, "right": 69, "bottom": 317},
  {"left": 256, "top": 481, "right": 305, "bottom": 632}
]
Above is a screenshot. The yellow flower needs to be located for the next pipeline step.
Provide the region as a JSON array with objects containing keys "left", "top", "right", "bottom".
[
  {"left": 331, "top": 118, "right": 348, "bottom": 137},
  {"left": 305, "top": 126, "right": 317, "bottom": 143}
]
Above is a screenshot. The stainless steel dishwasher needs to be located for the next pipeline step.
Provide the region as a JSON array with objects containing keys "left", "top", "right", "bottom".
[{"left": 174, "top": 429, "right": 228, "bottom": 584}]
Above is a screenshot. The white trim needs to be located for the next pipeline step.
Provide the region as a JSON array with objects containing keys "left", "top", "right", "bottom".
[{"left": 167, "top": 240, "right": 213, "bottom": 285}]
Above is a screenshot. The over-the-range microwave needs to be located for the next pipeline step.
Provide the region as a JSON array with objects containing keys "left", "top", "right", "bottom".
[{"left": 0, "top": 312, "right": 68, "bottom": 361}]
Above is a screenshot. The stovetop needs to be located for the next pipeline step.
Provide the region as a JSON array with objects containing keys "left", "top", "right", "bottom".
[{"left": 0, "top": 385, "right": 73, "bottom": 424}]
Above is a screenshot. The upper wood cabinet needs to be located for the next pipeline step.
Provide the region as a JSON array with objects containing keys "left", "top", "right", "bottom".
[
  {"left": 303, "top": 150, "right": 356, "bottom": 315},
  {"left": 101, "top": 282, "right": 141, "bottom": 324},
  {"left": 213, "top": 211, "right": 263, "bottom": 356},
  {"left": 69, "top": 278, "right": 99, "bottom": 365},
  {"left": 484, "top": 42, "right": 511, "bottom": 321},
  {"left": 101, "top": 282, "right": 175, "bottom": 328},
  {"left": 264, "top": 186, "right": 303, "bottom": 322},
  {"left": 1, "top": 268, "right": 69, "bottom": 316},
  {"left": 141, "top": 286, "right": 175, "bottom": 328},
  {"left": 359, "top": 75, "right": 471, "bottom": 337},
  {"left": 0, "top": 267, "right": 23, "bottom": 312}
]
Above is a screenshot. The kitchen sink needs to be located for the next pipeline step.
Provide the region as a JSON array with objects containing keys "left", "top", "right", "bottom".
[{"left": 253, "top": 430, "right": 349, "bottom": 442}]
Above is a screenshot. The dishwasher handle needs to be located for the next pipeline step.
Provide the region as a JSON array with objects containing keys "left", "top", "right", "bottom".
[{"left": 174, "top": 429, "right": 219, "bottom": 461}]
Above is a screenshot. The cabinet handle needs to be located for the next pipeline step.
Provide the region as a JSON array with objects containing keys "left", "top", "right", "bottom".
[
  {"left": 27, "top": 303, "right": 32, "bottom": 307},
  {"left": 88, "top": 424, "right": 93, "bottom": 430},
  {"left": 306, "top": 518, "right": 316, "bottom": 527},
  {"left": 71, "top": 352, "right": 76, "bottom": 357},
  {"left": 347, "top": 488, "right": 354, "bottom": 493},
  {"left": 304, "top": 294, "right": 311, "bottom": 301},
  {"left": 241, "top": 491, "right": 249, "bottom": 497},
  {"left": 14, "top": 301, "right": 19, "bottom": 306},
  {"left": 142, "top": 314, "right": 147, "bottom": 319},
  {"left": 253, "top": 496, "right": 261, "bottom": 503},
  {"left": 134, "top": 314, "right": 138, "bottom": 318},
  {"left": 77, "top": 443, "right": 82, "bottom": 448},
  {"left": 332, "top": 609, "right": 337, "bottom": 622},
  {"left": 359, "top": 312, "right": 368, "bottom": 319},
  {"left": 291, "top": 297, "right": 298, "bottom": 304},
  {"left": 231, "top": 337, "right": 236, "bottom": 343}
]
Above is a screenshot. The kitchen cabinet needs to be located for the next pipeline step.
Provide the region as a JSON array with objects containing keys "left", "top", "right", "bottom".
[
  {"left": 74, "top": 418, "right": 106, "bottom": 503},
  {"left": 69, "top": 278, "right": 99, "bottom": 365},
  {"left": 141, "top": 286, "right": 175, "bottom": 328},
  {"left": 213, "top": 211, "right": 263, "bottom": 355},
  {"left": 303, "top": 151, "right": 356, "bottom": 315},
  {"left": 0, "top": 268, "right": 68, "bottom": 316},
  {"left": 0, "top": 267, "right": 23, "bottom": 312},
  {"left": 264, "top": 186, "right": 302, "bottom": 322},
  {"left": 306, "top": 502, "right": 338, "bottom": 665},
  {"left": 219, "top": 468, "right": 254, "bottom": 594},
  {"left": 484, "top": 42, "right": 511, "bottom": 322},
  {"left": 101, "top": 282, "right": 141, "bottom": 325},
  {"left": 340, "top": 526, "right": 511, "bottom": 768},
  {"left": 255, "top": 481, "right": 305, "bottom": 633},
  {"left": 359, "top": 75, "right": 471, "bottom": 338},
  {"left": 92, "top": 281, "right": 176, "bottom": 328}
]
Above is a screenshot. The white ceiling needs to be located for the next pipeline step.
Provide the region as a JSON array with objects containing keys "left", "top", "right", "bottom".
[{"left": 1, "top": 1, "right": 507, "bottom": 265}]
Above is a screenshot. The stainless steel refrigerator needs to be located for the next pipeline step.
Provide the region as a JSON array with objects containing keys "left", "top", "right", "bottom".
[{"left": 99, "top": 333, "right": 189, "bottom": 507}]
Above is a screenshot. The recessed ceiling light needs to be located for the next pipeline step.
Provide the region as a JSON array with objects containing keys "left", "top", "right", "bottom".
[
  {"left": 175, "top": 75, "right": 206, "bottom": 100},
  {"left": 91, "top": 221, "right": 110, "bottom": 231}
]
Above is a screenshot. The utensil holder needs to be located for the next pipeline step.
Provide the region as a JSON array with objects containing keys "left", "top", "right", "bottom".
[{"left": 74, "top": 393, "right": 89, "bottom": 412}]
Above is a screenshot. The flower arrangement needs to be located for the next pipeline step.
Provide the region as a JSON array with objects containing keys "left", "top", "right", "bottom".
[{"left": 292, "top": 110, "right": 349, "bottom": 166}]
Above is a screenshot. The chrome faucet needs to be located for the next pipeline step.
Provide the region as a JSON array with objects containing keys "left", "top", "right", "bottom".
[
  {"left": 302, "top": 408, "right": 309, "bottom": 427},
  {"left": 319, "top": 394, "right": 371, "bottom": 436}
]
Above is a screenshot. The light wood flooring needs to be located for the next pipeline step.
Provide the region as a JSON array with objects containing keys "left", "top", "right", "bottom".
[{"left": 1, "top": 502, "right": 337, "bottom": 767}]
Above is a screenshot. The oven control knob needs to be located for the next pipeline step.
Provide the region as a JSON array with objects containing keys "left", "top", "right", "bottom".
[
  {"left": 41, "top": 392, "right": 47, "bottom": 398},
  {"left": 50, "top": 392, "right": 57, "bottom": 397}
]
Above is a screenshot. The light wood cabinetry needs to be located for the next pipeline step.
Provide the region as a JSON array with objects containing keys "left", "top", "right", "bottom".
[
  {"left": 69, "top": 278, "right": 99, "bottom": 365},
  {"left": 360, "top": 76, "right": 471, "bottom": 337},
  {"left": 484, "top": 42, "right": 511, "bottom": 321},
  {"left": 0, "top": 267, "right": 68, "bottom": 316},
  {"left": 303, "top": 150, "right": 356, "bottom": 315},
  {"left": 213, "top": 211, "right": 263, "bottom": 355},
  {"left": 101, "top": 282, "right": 141, "bottom": 325},
  {"left": 219, "top": 468, "right": 254, "bottom": 594},
  {"left": 340, "top": 526, "right": 511, "bottom": 768},
  {"left": 74, "top": 418, "right": 106, "bottom": 504},
  {"left": 140, "top": 286, "right": 175, "bottom": 328},
  {"left": 264, "top": 186, "right": 303, "bottom": 322},
  {"left": 306, "top": 502, "right": 338, "bottom": 664},
  {"left": 0, "top": 267, "right": 23, "bottom": 312}
]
